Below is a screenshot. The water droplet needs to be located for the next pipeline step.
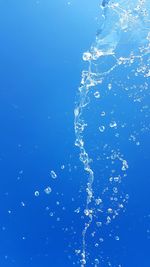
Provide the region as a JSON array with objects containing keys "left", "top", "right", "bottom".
[
  {"left": 95, "top": 258, "right": 99, "bottom": 264},
  {"left": 101, "top": 111, "right": 106, "bottom": 116},
  {"left": 80, "top": 258, "right": 86, "bottom": 265},
  {"left": 114, "top": 176, "right": 120, "bottom": 182},
  {"left": 122, "top": 160, "right": 128, "bottom": 171},
  {"left": 50, "top": 170, "right": 57, "bottom": 179},
  {"left": 94, "top": 91, "right": 101, "bottom": 98},
  {"left": 83, "top": 52, "right": 92, "bottom": 61},
  {"left": 74, "top": 207, "right": 80, "bottom": 214},
  {"left": 106, "top": 216, "right": 111, "bottom": 225},
  {"left": 113, "top": 187, "right": 118, "bottom": 194},
  {"left": 99, "top": 126, "right": 105, "bottom": 132},
  {"left": 109, "top": 121, "right": 117, "bottom": 128},
  {"left": 119, "top": 204, "right": 124, "bottom": 209},
  {"left": 107, "top": 208, "right": 113, "bottom": 214},
  {"left": 61, "top": 165, "right": 65, "bottom": 170},
  {"left": 44, "top": 186, "right": 52, "bottom": 194},
  {"left": 75, "top": 249, "right": 81, "bottom": 255},
  {"left": 96, "top": 221, "right": 102, "bottom": 227},
  {"left": 84, "top": 209, "right": 93, "bottom": 216},
  {"left": 34, "top": 191, "right": 40, "bottom": 197},
  {"left": 115, "top": 235, "right": 120, "bottom": 241},
  {"left": 95, "top": 198, "right": 102, "bottom": 205},
  {"left": 108, "top": 83, "right": 112, "bottom": 90},
  {"left": 21, "top": 201, "right": 25, "bottom": 207}
]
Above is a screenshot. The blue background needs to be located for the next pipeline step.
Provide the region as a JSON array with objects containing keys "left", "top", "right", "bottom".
[{"left": 0, "top": 1, "right": 149, "bottom": 266}]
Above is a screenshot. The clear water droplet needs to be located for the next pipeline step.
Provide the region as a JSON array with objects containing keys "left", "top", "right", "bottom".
[
  {"left": 50, "top": 170, "right": 57, "bottom": 179},
  {"left": 44, "top": 186, "right": 52, "bottom": 194},
  {"left": 94, "top": 91, "right": 101, "bottom": 98},
  {"left": 99, "top": 126, "right": 105, "bottom": 132},
  {"left": 34, "top": 191, "right": 40, "bottom": 197}
]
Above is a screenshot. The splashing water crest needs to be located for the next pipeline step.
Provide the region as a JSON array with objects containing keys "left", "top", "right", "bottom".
[{"left": 74, "top": 0, "right": 150, "bottom": 266}]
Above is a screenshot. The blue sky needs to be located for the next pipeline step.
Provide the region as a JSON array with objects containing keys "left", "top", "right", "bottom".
[{"left": 0, "top": 1, "right": 150, "bottom": 267}]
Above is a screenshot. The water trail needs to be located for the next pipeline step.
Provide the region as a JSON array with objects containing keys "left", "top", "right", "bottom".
[{"left": 74, "top": 0, "right": 150, "bottom": 266}]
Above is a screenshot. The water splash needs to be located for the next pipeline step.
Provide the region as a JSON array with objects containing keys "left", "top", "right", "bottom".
[{"left": 74, "top": 0, "right": 150, "bottom": 266}]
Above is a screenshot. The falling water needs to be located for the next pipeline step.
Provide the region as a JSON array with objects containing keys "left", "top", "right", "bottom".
[{"left": 74, "top": 0, "right": 150, "bottom": 266}]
